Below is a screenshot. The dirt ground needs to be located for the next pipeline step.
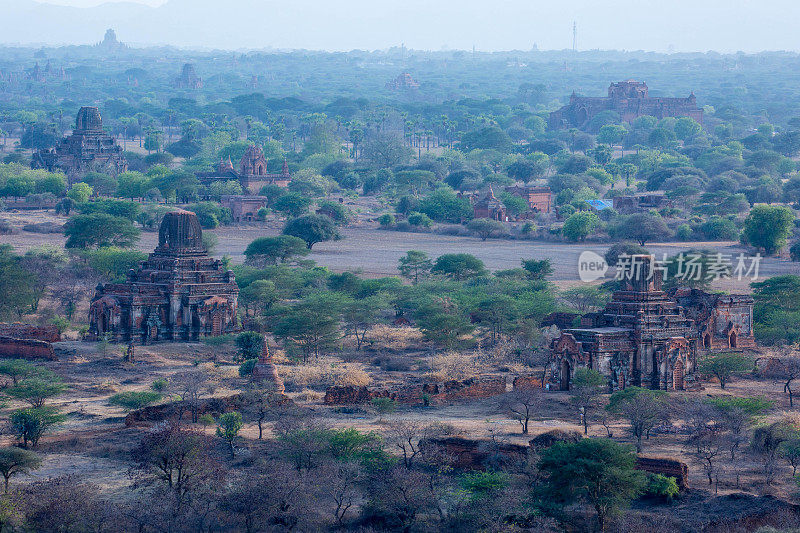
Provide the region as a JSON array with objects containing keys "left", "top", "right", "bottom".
[
  {"left": 2, "top": 209, "right": 797, "bottom": 291},
  {"left": 0, "top": 334, "right": 793, "bottom": 505}
]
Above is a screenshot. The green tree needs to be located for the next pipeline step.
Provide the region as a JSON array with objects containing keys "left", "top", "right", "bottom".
[
  {"left": 398, "top": 250, "right": 433, "bottom": 284},
  {"left": 751, "top": 275, "right": 800, "bottom": 345},
  {"left": 6, "top": 374, "right": 66, "bottom": 407},
  {"left": 607, "top": 387, "right": 669, "bottom": 452},
  {"left": 238, "top": 280, "right": 278, "bottom": 316},
  {"left": 273, "top": 192, "right": 312, "bottom": 218},
  {"left": 432, "top": 253, "right": 487, "bottom": 281},
  {"left": 273, "top": 292, "right": 344, "bottom": 360},
  {"left": 64, "top": 214, "right": 140, "bottom": 249},
  {"left": 698, "top": 352, "right": 752, "bottom": 390},
  {"left": 467, "top": 218, "right": 507, "bottom": 241},
  {"left": 562, "top": 211, "right": 600, "bottom": 242},
  {"left": 417, "top": 188, "right": 473, "bottom": 223},
  {"left": 108, "top": 391, "right": 162, "bottom": 411},
  {"left": 82, "top": 247, "right": 147, "bottom": 281},
  {"left": 0, "top": 360, "right": 37, "bottom": 386},
  {"left": 0, "top": 447, "right": 41, "bottom": 492},
  {"left": 235, "top": 331, "right": 264, "bottom": 361},
  {"left": 283, "top": 214, "right": 341, "bottom": 249},
  {"left": 66, "top": 182, "right": 93, "bottom": 203},
  {"left": 609, "top": 213, "right": 672, "bottom": 246},
  {"left": 244, "top": 235, "right": 309, "bottom": 267},
  {"left": 522, "top": 258, "right": 554, "bottom": 281},
  {"left": 10, "top": 407, "right": 64, "bottom": 448},
  {"left": 316, "top": 200, "right": 352, "bottom": 226},
  {"left": 536, "top": 438, "right": 646, "bottom": 531},
  {"left": 674, "top": 117, "right": 702, "bottom": 141},
  {"left": 597, "top": 124, "right": 628, "bottom": 150},
  {"left": 216, "top": 411, "right": 243, "bottom": 458},
  {"left": 0, "top": 246, "right": 37, "bottom": 320},
  {"left": 741, "top": 204, "right": 795, "bottom": 255},
  {"left": 570, "top": 368, "right": 607, "bottom": 434}
]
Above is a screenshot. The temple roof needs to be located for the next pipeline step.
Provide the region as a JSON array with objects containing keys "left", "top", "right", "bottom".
[{"left": 155, "top": 210, "right": 205, "bottom": 256}]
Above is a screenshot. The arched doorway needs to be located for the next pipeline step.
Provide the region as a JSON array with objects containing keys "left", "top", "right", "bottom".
[
  {"left": 651, "top": 351, "right": 661, "bottom": 389},
  {"left": 560, "top": 360, "right": 571, "bottom": 391},
  {"left": 672, "top": 359, "right": 685, "bottom": 390},
  {"left": 729, "top": 331, "right": 738, "bottom": 348},
  {"left": 703, "top": 333, "right": 712, "bottom": 348}
]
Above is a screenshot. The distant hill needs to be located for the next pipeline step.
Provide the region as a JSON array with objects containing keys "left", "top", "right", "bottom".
[{"left": 3, "top": 0, "right": 800, "bottom": 53}]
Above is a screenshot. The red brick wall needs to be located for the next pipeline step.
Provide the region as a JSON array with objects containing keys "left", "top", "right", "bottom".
[
  {"left": 0, "top": 324, "right": 61, "bottom": 343},
  {"left": 0, "top": 337, "right": 57, "bottom": 360}
]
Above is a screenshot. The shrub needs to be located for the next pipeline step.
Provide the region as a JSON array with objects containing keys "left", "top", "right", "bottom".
[
  {"left": 407, "top": 211, "right": 433, "bottom": 228},
  {"left": 235, "top": 331, "right": 264, "bottom": 361},
  {"left": 378, "top": 213, "right": 395, "bottom": 227},
  {"left": 108, "top": 391, "right": 162, "bottom": 411},
  {"left": 645, "top": 473, "right": 679, "bottom": 500},
  {"left": 239, "top": 358, "right": 258, "bottom": 377}
]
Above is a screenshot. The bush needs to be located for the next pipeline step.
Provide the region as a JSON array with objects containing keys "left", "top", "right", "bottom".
[
  {"left": 108, "top": 391, "right": 162, "bottom": 411},
  {"left": 378, "top": 213, "right": 395, "bottom": 227},
  {"left": 407, "top": 212, "right": 433, "bottom": 228},
  {"left": 645, "top": 473, "right": 679, "bottom": 500},
  {"left": 676, "top": 223, "right": 694, "bottom": 241},
  {"left": 238, "top": 358, "right": 258, "bottom": 377},
  {"left": 604, "top": 243, "right": 649, "bottom": 266},
  {"left": 235, "top": 331, "right": 263, "bottom": 361}
]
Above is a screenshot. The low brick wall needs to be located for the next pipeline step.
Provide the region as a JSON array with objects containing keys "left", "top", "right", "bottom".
[
  {"left": 419, "top": 437, "right": 529, "bottom": 470},
  {"left": 0, "top": 324, "right": 61, "bottom": 343},
  {"left": 636, "top": 456, "right": 690, "bottom": 490},
  {"left": 0, "top": 337, "right": 57, "bottom": 360},
  {"left": 124, "top": 392, "right": 291, "bottom": 426},
  {"left": 324, "top": 377, "right": 507, "bottom": 406},
  {"left": 513, "top": 375, "right": 543, "bottom": 390}
]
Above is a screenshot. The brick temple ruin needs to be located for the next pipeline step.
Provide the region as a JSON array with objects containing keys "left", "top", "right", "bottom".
[
  {"left": 550, "top": 255, "right": 753, "bottom": 391},
  {"left": 196, "top": 145, "right": 291, "bottom": 194},
  {"left": 89, "top": 210, "right": 239, "bottom": 343},
  {"left": 549, "top": 80, "right": 703, "bottom": 129},
  {"left": 31, "top": 106, "right": 128, "bottom": 182}
]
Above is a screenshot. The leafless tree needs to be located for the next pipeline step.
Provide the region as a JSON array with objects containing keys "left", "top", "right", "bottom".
[
  {"left": 132, "top": 421, "right": 221, "bottom": 509},
  {"left": 386, "top": 420, "right": 452, "bottom": 467},
  {"left": 499, "top": 389, "right": 545, "bottom": 435},
  {"left": 764, "top": 352, "right": 800, "bottom": 407},
  {"left": 170, "top": 369, "right": 209, "bottom": 423},
  {"left": 686, "top": 429, "right": 726, "bottom": 488},
  {"left": 272, "top": 417, "right": 330, "bottom": 471},
  {"left": 610, "top": 390, "right": 670, "bottom": 453},
  {"left": 320, "top": 460, "right": 362, "bottom": 526}
]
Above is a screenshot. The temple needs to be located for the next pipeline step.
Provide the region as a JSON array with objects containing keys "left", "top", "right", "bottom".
[
  {"left": 31, "top": 107, "right": 127, "bottom": 182},
  {"left": 174, "top": 63, "right": 203, "bottom": 89},
  {"left": 549, "top": 80, "right": 703, "bottom": 129},
  {"left": 88, "top": 210, "right": 239, "bottom": 343},
  {"left": 550, "top": 255, "right": 753, "bottom": 391},
  {"left": 196, "top": 144, "right": 291, "bottom": 194}
]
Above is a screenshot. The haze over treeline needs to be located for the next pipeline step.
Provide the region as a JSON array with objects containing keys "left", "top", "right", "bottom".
[{"left": 3, "top": 0, "right": 800, "bottom": 53}]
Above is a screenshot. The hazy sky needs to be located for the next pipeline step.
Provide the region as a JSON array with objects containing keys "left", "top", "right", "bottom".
[
  {"left": 5, "top": 0, "right": 800, "bottom": 52},
  {"left": 45, "top": 0, "right": 166, "bottom": 5}
]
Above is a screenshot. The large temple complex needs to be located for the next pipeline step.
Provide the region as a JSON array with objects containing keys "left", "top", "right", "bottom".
[
  {"left": 549, "top": 80, "right": 703, "bottom": 129},
  {"left": 31, "top": 106, "right": 127, "bottom": 182},
  {"left": 196, "top": 144, "right": 291, "bottom": 194},
  {"left": 550, "top": 255, "right": 753, "bottom": 391},
  {"left": 89, "top": 210, "right": 239, "bottom": 343}
]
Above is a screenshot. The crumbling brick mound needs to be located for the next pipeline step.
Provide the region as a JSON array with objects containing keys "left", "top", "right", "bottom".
[
  {"left": 541, "top": 312, "right": 579, "bottom": 329},
  {"left": 125, "top": 393, "right": 292, "bottom": 426},
  {"left": 419, "top": 437, "right": 529, "bottom": 470},
  {"left": 669, "top": 493, "right": 800, "bottom": 532},
  {"left": 324, "top": 377, "right": 507, "bottom": 406},
  {"left": 529, "top": 429, "right": 583, "bottom": 449},
  {"left": 0, "top": 324, "right": 61, "bottom": 343},
  {"left": 0, "top": 337, "right": 57, "bottom": 360},
  {"left": 635, "top": 456, "right": 689, "bottom": 490},
  {"left": 513, "top": 375, "right": 542, "bottom": 390}
]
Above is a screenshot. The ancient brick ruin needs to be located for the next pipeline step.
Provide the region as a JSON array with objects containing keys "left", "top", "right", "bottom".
[
  {"left": 0, "top": 324, "right": 60, "bottom": 360},
  {"left": 89, "top": 210, "right": 239, "bottom": 343},
  {"left": 31, "top": 106, "right": 128, "bottom": 182},
  {"left": 174, "top": 63, "right": 203, "bottom": 89},
  {"left": 549, "top": 80, "right": 703, "bottom": 129},
  {"left": 550, "top": 255, "right": 754, "bottom": 391},
  {"left": 251, "top": 336, "right": 285, "bottom": 393},
  {"left": 324, "top": 376, "right": 507, "bottom": 406},
  {"left": 196, "top": 146, "right": 291, "bottom": 194}
]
